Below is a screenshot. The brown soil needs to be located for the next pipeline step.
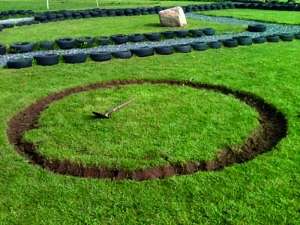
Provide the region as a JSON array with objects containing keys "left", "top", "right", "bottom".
[{"left": 7, "top": 79, "right": 288, "bottom": 181}]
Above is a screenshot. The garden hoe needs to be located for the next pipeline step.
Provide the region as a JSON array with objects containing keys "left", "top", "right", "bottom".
[{"left": 93, "top": 99, "right": 134, "bottom": 119}]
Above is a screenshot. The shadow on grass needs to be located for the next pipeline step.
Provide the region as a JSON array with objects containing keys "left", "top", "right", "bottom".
[{"left": 144, "top": 23, "right": 164, "bottom": 28}]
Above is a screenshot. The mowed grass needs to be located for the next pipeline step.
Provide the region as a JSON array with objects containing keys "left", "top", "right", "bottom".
[
  {"left": 24, "top": 84, "right": 258, "bottom": 170},
  {"left": 0, "top": 41, "right": 300, "bottom": 224},
  {"left": 201, "top": 9, "right": 300, "bottom": 25},
  {"left": 0, "top": 0, "right": 209, "bottom": 11},
  {"left": 0, "top": 15, "right": 245, "bottom": 45}
]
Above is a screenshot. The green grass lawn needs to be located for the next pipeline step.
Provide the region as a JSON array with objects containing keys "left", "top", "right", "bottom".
[
  {"left": 0, "top": 41, "right": 300, "bottom": 224},
  {"left": 0, "top": 1, "right": 300, "bottom": 224},
  {"left": 24, "top": 83, "right": 258, "bottom": 170},
  {"left": 0, "top": 0, "right": 209, "bottom": 11},
  {"left": 201, "top": 9, "right": 300, "bottom": 25},
  {"left": 0, "top": 15, "right": 245, "bottom": 45}
]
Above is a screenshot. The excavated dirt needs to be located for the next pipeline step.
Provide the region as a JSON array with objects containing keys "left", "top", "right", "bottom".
[{"left": 7, "top": 79, "right": 288, "bottom": 181}]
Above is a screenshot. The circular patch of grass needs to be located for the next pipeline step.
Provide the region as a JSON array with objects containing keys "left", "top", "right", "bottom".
[{"left": 24, "top": 83, "right": 259, "bottom": 170}]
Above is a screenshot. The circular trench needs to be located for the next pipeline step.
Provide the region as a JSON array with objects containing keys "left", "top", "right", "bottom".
[{"left": 7, "top": 79, "right": 288, "bottom": 181}]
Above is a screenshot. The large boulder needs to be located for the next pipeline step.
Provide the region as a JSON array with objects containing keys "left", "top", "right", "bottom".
[{"left": 159, "top": 7, "right": 187, "bottom": 27}]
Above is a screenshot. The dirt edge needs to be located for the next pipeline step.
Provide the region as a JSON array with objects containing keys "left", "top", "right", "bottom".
[{"left": 7, "top": 79, "right": 288, "bottom": 181}]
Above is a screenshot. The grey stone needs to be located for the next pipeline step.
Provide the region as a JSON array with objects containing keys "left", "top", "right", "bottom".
[{"left": 159, "top": 7, "right": 187, "bottom": 27}]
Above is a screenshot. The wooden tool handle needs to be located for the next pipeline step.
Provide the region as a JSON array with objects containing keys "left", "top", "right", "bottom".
[{"left": 105, "top": 99, "right": 134, "bottom": 116}]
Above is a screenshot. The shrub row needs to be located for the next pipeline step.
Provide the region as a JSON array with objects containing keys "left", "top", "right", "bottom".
[
  {"left": 0, "top": 27, "right": 216, "bottom": 54},
  {"left": 6, "top": 32, "right": 299, "bottom": 69}
]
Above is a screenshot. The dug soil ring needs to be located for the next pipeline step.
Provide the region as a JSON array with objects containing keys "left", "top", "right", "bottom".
[{"left": 7, "top": 79, "right": 287, "bottom": 181}]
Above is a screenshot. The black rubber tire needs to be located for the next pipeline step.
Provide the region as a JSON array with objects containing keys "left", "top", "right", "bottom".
[
  {"left": 75, "top": 37, "right": 94, "bottom": 48},
  {"left": 204, "top": 5, "right": 211, "bottom": 10},
  {"left": 112, "top": 50, "right": 132, "bottom": 59},
  {"left": 56, "top": 38, "right": 76, "bottom": 49},
  {"left": 132, "top": 9, "right": 141, "bottom": 15},
  {"left": 115, "top": 9, "right": 125, "bottom": 16},
  {"left": 35, "top": 54, "right": 59, "bottom": 66},
  {"left": 189, "top": 29, "right": 204, "bottom": 37},
  {"left": 154, "top": 46, "right": 174, "bottom": 55},
  {"left": 162, "top": 31, "right": 175, "bottom": 39},
  {"left": 47, "top": 13, "right": 56, "bottom": 20},
  {"left": 252, "top": 36, "right": 267, "bottom": 44},
  {"left": 247, "top": 24, "right": 267, "bottom": 32},
  {"left": 175, "top": 30, "right": 189, "bottom": 38},
  {"left": 131, "top": 47, "right": 154, "bottom": 57},
  {"left": 208, "top": 41, "right": 222, "bottom": 49},
  {"left": 146, "top": 8, "right": 156, "bottom": 14},
  {"left": 39, "top": 41, "right": 55, "bottom": 50},
  {"left": 128, "top": 34, "right": 145, "bottom": 42},
  {"left": 107, "top": 10, "right": 116, "bottom": 16},
  {"left": 266, "top": 35, "right": 280, "bottom": 43},
  {"left": 235, "top": 36, "right": 253, "bottom": 46},
  {"left": 174, "top": 44, "right": 192, "bottom": 53},
  {"left": 223, "top": 39, "right": 239, "bottom": 48},
  {"left": 34, "top": 15, "right": 47, "bottom": 22},
  {"left": 294, "top": 33, "right": 300, "bottom": 39},
  {"left": 202, "top": 28, "right": 215, "bottom": 36},
  {"left": 279, "top": 33, "right": 294, "bottom": 41},
  {"left": 0, "top": 44, "right": 6, "bottom": 55},
  {"left": 111, "top": 35, "right": 128, "bottom": 44},
  {"left": 7, "top": 58, "right": 33, "bottom": 69},
  {"left": 3, "top": 24, "right": 14, "bottom": 28},
  {"left": 10, "top": 42, "right": 34, "bottom": 53},
  {"left": 90, "top": 52, "right": 112, "bottom": 62},
  {"left": 96, "top": 37, "right": 111, "bottom": 45},
  {"left": 64, "top": 12, "right": 73, "bottom": 18},
  {"left": 63, "top": 53, "right": 87, "bottom": 64},
  {"left": 145, "top": 33, "right": 161, "bottom": 41},
  {"left": 191, "top": 42, "right": 208, "bottom": 51},
  {"left": 124, "top": 9, "right": 133, "bottom": 16}
]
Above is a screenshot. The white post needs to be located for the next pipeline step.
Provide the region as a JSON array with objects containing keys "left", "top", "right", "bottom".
[
  {"left": 96, "top": 0, "right": 99, "bottom": 7},
  {"left": 46, "top": 0, "right": 49, "bottom": 10}
]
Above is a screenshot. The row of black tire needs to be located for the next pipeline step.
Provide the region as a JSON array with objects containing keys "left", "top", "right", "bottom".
[
  {"left": 0, "top": 3, "right": 235, "bottom": 31},
  {"left": 3, "top": 1, "right": 298, "bottom": 21},
  {"left": 0, "top": 27, "right": 217, "bottom": 55},
  {"left": 0, "top": 23, "right": 268, "bottom": 55},
  {"left": 235, "top": 2, "right": 300, "bottom": 11},
  {"left": 6, "top": 32, "right": 299, "bottom": 69},
  {"left": 33, "top": 2, "right": 236, "bottom": 23},
  {"left": 32, "top": 1, "right": 300, "bottom": 25},
  {"left": 0, "top": 9, "right": 34, "bottom": 19}
]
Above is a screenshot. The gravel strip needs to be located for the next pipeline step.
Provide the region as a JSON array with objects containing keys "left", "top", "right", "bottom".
[
  {"left": 186, "top": 13, "right": 300, "bottom": 35},
  {"left": 1, "top": 13, "right": 300, "bottom": 67},
  {"left": 0, "top": 17, "right": 34, "bottom": 25}
]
